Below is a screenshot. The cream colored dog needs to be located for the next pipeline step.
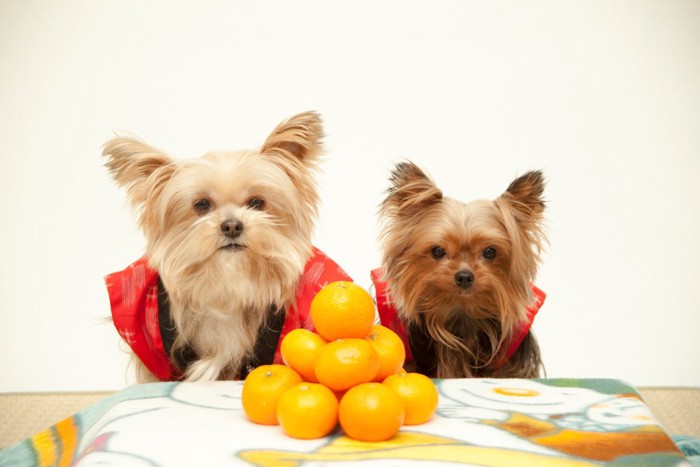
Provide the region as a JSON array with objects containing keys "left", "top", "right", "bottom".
[{"left": 103, "top": 111, "right": 324, "bottom": 381}]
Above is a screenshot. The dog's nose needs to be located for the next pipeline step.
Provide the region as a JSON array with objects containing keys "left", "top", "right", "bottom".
[
  {"left": 454, "top": 270, "right": 474, "bottom": 289},
  {"left": 220, "top": 220, "right": 244, "bottom": 239}
]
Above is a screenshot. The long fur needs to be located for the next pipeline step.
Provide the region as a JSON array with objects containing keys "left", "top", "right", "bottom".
[
  {"left": 103, "top": 111, "right": 324, "bottom": 381},
  {"left": 379, "top": 162, "right": 547, "bottom": 378}
]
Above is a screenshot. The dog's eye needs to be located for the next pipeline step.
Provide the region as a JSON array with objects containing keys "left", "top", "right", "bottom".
[
  {"left": 193, "top": 198, "right": 212, "bottom": 215},
  {"left": 431, "top": 246, "right": 446, "bottom": 260},
  {"left": 482, "top": 247, "right": 497, "bottom": 260},
  {"left": 246, "top": 197, "right": 265, "bottom": 210}
]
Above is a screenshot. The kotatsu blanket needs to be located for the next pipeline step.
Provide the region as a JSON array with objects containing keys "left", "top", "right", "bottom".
[{"left": 0, "top": 379, "right": 690, "bottom": 466}]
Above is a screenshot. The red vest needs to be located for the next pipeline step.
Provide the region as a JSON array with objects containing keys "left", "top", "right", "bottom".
[
  {"left": 370, "top": 268, "right": 545, "bottom": 370},
  {"left": 105, "top": 248, "right": 351, "bottom": 381}
]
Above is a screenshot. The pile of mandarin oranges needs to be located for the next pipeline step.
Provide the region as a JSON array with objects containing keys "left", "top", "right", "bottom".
[{"left": 241, "top": 281, "right": 439, "bottom": 442}]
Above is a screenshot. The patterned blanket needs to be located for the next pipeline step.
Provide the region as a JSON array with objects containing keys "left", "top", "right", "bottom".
[{"left": 0, "top": 378, "right": 690, "bottom": 466}]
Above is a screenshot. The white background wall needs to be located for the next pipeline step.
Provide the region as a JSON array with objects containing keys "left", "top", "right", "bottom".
[{"left": 1, "top": 0, "right": 698, "bottom": 392}]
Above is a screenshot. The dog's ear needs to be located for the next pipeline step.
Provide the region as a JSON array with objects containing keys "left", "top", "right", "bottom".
[
  {"left": 496, "top": 170, "right": 547, "bottom": 278},
  {"left": 500, "top": 170, "right": 546, "bottom": 221},
  {"left": 382, "top": 161, "right": 443, "bottom": 216},
  {"left": 260, "top": 111, "right": 324, "bottom": 164},
  {"left": 102, "top": 137, "right": 175, "bottom": 209}
]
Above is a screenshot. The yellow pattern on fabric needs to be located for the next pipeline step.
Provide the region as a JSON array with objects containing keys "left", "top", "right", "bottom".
[
  {"left": 30, "top": 429, "right": 57, "bottom": 467},
  {"left": 239, "top": 432, "right": 598, "bottom": 466}
]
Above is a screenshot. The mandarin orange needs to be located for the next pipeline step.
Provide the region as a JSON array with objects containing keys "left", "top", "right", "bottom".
[
  {"left": 338, "top": 382, "right": 405, "bottom": 441},
  {"left": 314, "top": 338, "right": 380, "bottom": 391},
  {"left": 383, "top": 372, "right": 439, "bottom": 425},
  {"left": 310, "top": 281, "right": 375, "bottom": 341},
  {"left": 365, "top": 324, "right": 406, "bottom": 381},
  {"left": 241, "top": 364, "right": 302, "bottom": 425},
  {"left": 280, "top": 328, "right": 328, "bottom": 382},
  {"left": 277, "top": 382, "right": 339, "bottom": 439}
]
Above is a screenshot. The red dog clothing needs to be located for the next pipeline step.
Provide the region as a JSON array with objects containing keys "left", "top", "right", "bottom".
[
  {"left": 105, "top": 248, "right": 351, "bottom": 381},
  {"left": 370, "top": 268, "right": 545, "bottom": 372}
]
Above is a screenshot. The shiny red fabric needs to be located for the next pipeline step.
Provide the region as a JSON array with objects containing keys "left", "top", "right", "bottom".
[{"left": 105, "top": 248, "right": 351, "bottom": 381}]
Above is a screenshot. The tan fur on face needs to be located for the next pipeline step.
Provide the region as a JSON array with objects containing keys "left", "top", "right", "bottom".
[
  {"left": 103, "top": 111, "right": 324, "bottom": 381},
  {"left": 379, "top": 162, "right": 546, "bottom": 378}
]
